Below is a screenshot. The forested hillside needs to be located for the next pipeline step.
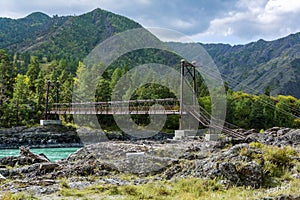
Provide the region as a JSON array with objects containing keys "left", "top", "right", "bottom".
[
  {"left": 2, "top": 9, "right": 300, "bottom": 97},
  {"left": 203, "top": 33, "right": 300, "bottom": 98},
  {"left": 0, "top": 8, "right": 142, "bottom": 73},
  {"left": 0, "top": 12, "right": 53, "bottom": 51},
  {"left": 0, "top": 9, "right": 300, "bottom": 130}
]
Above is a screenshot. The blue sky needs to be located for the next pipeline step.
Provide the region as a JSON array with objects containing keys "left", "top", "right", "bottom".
[{"left": 1, "top": 0, "right": 300, "bottom": 45}]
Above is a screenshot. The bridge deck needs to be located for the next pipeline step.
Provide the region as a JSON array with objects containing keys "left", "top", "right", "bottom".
[{"left": 50, "top": 109, "right": 181, "bottom": 115}]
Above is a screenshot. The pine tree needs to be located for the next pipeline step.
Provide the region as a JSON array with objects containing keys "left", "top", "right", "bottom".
[
  {"left": 10, "top": 74, "right": 35, "bottom": 126},
  {"left": 26, "top": 56, "right": 40, "bottom": 92},
  {"left": 0, "top": 49, "right": 16, "bottom": 105}
]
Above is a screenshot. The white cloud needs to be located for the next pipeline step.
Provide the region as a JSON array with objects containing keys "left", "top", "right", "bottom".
[
  {"left": 265, "top": 0, "right": 300, "bottom": 13},
  {"left": 194, "top": 0, "right": 300, "bottom": 44},
  {"left": 170, "top": 19, "right": 196, "bottom": 29}
]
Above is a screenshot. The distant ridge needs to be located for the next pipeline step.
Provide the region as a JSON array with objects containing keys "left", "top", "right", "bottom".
[{"left": 202, "top": 32, "right": 300, "bottom": 98}]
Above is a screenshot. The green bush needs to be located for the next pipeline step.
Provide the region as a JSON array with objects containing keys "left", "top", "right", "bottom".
[
  {"left": 263, "top": 146, "right": 297, "bottom": 169},
  {"left": 249, "top": 142, "right": 265, "bottom": 149},
  {"left": 1, "top": 192, "right": 36, "bottom": 200}
]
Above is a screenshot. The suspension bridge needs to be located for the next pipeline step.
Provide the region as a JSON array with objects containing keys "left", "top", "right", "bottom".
[{"left": 44, "top": 60, "right": 248, "bottom": 139}]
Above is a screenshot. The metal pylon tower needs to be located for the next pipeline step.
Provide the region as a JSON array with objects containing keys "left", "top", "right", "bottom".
[{"left": 179, "top": 59, "right": 198, "bottom": 130}]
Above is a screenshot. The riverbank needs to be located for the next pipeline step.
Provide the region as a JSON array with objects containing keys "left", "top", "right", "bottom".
[
  {"left": 0, "top": 125, "right": 83, "bottom": 149},
  {"left": 0, "top": 147, "right": 79, "bottom": 161},
  {"left": 0, "top": 127, "right": 300, "bottom": 199},
  {"left": 0, "top": 125, "right": 174, "bottom": 149}
]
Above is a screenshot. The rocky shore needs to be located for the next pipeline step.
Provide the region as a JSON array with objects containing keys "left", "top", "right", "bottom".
[
  {"left": 0, "top": 127, "right": 300, "bottom": 199},
  {"left": 0, "top": 125, "right": 174, "bottom": 149},
  {"left": 0, "top": 125, "right": 83, "bottom": 149}
]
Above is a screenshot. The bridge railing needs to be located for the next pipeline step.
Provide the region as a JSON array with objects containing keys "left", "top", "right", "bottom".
[{"left": 49, "top": 98, "right": 180, "bottom": 115}]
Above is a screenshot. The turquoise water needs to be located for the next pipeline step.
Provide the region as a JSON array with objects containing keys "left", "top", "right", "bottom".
[{"left": 0, "top": 147, "right": 80, "bottom": 161}]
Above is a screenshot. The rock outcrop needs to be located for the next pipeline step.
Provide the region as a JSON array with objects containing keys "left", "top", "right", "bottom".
[
  {"left": 246, "top": 127, "right": 300, "bottom": 146},
  {"left": 163, "top": 144, "right": 265, "bottom": 188}
]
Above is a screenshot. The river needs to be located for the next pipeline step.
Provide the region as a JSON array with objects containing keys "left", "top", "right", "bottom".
[{"left": 0, "top": 147, "right": 80, "bottom": 161}]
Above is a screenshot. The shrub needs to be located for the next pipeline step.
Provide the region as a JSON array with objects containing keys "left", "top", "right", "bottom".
[
  {"left": 249, "top": 142, "right": 265, "bottom": 149},
  {"left": 58, "top": 177, "right": 70, "bottom": 189},
  {"left": 1, "top": 192, "right": 35, "bottom": 200},
  {"left": 263, "top": 146, "right": 296, "bottom": 169}
]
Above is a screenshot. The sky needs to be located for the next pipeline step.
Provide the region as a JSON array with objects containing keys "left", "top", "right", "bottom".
[{"left": 1, "top": 0, "right": 300, "bottom": 45}]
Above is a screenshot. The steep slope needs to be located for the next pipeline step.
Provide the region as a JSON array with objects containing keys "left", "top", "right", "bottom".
[
  {"left": 0, "top": 8, "right": 142, "bottom": 61},
  {"left": 29, "top": 8, "right": 142, "bottom": 61},
  {"left": 202, "top": 33, "right": 300, "bottom": 98}
]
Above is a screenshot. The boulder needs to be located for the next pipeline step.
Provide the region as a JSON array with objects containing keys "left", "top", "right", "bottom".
[
  {"left": 0, "top": 146, "right": 50, "bottom": 167},
  {"left": 163, "top": 144, "right": 266, "bottom": 188}
]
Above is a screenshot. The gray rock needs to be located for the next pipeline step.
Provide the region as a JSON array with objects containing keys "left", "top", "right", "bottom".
[
  {"left": 0, "top": 173, "right": 6, "bottom": 180},
  {"left": 0, "top": 125, "right": 83, "bottom": 149}
]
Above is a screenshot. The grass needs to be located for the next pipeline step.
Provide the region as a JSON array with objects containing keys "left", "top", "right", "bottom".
[
  {"left": 2, "top": 178, "right": 300, "bottom": 200},
  {"left": 58, "top": 177, "right": 70, "bottom": 189},
  {"left": 1, "top": 192, "right": 36, "bottom": 200},
  {"left": 240, "top": 142, "right": 300, "bottom": 187},
  {"left": 55, "top": 178, "right": 300, "bottom": 200}
]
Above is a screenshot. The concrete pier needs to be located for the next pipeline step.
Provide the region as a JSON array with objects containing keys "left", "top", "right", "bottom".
[
  {"left": 40, "top": 120, "right": 62, "bottom": 126},
  {"left": 173, "top": 130, "right": 197, "bottom": 140}
]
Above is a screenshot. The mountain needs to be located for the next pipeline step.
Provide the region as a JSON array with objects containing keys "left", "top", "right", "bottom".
[
  {"left": 202, "top": 33, "right": 300, "bottom": 98},
  {"left": 1, "top": 9, "right": 300, "bottom": 97},
  {"left": 0, "top": 8, "right": 142, "bottom": 61},
  {"left": 0, "top": 12, "right": 52, "bottom": 51}
]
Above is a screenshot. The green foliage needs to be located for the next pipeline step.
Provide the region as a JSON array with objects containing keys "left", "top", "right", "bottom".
[
  {"left": 95, "top": 78, "right": 111, "bottom": 102},
  {"left": 242, "top": 143, "right": 299, "bottom": 187},
  {"left": 26, "top": 56, "right": 40, "bottom": 92},
  {"left": 1, "top": 191, "right": 36, "bottom": 200},
  {"left": 9, "top": 74, "right": 35, "bottom": 126},
  {"left": 59, "top": 177, "right": 70, "bottom": 189},
  {"left": 249, "top": 142, "right": 265, "bottom": 149},
  {"left": 7, "top": 178, "right": 300, "bottom": 200},
  {"left": 0, "top": 12, "right": 51, "bottom": 52},
  {"left": 274, "top": 99, "right": 294, "bottom": 127},
  {"left": 0, "top": 49, "right": 16, "bottom": 104},
  {"left": 263, "top": 146, "right": 297, "bottom": 169},
  {"left": 225, "top": 91, "right": 297, "bottom": 130}
]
